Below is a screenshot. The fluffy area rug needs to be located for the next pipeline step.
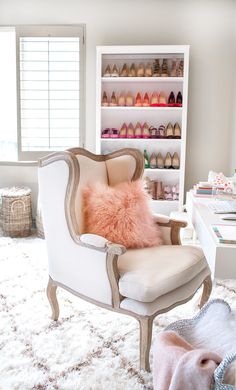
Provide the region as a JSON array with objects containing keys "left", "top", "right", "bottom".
[{"left": 0, "top": 236, "right": 236, "bottom": 390}]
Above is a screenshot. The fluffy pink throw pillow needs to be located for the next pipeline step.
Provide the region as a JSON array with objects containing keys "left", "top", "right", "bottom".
[{"left": 82, "top": 180, "right": 162, "bottom": 249}]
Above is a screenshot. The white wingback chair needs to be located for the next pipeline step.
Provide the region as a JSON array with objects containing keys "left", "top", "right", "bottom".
[{"left": 38, "top": 147, "right": 212, "bottom": 371}]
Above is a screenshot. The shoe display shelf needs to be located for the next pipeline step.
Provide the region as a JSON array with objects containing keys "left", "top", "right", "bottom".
[{"left": 96, "top": 45, "right": 189, "bottom": 216}]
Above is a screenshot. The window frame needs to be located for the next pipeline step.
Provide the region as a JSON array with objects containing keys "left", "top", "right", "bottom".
[{"left": 15, "top": 24, "right": 85, "bottom": 161}]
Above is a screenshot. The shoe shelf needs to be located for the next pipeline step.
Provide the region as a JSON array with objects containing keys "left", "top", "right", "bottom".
[
  {"left": 102, "top": 77, "right": 184, "bottom": 83},
  {"left": 100, "top": 138, "right": 181, "bottom": 142},
  {"left": 101, "top": 107, "right": 182, "bottom": 111},
  {"left": 96, "top": 45, "right": 189, "bottom": 216},
  {"left": 145, "top": 168, "right": 180, "bottom": 172}
]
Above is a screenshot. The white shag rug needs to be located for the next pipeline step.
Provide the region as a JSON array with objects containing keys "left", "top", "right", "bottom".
[{"left": 0, "top": 236, "right": 236, "bottom": 390}]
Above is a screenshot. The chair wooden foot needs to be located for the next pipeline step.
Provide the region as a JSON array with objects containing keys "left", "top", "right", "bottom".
[
  {"left": 138, "top": 316, "right": 154, "bottom": 372},
  {"left": 199, "top": 275, "right": 212, "bottom": 309},
  {"left": 47, "top": 277, "right": 59, "bottom": 321}
]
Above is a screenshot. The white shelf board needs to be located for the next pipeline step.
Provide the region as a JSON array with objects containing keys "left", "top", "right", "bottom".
[
  {"left": 101, "top": 138, "right": 181, "bottom": 142},
  {"left": 150, "top": 200, "right": 179, "bottom": 204},
  {"left": 101, "top": 106, "right": 182, "bottom": 111},
  {"left": 102, "top": 77, "right": 184, "bottom": 83},
  {"left": 150, "top": 199, "right": 179, "bottom": 215},
  {"left": 145, "top": 168, "right": 180, "bottom": 173}
]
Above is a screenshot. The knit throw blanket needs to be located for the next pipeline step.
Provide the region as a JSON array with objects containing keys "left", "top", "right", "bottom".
[{"left": 153, "top": 299, "right": 236, "bottom": 390}]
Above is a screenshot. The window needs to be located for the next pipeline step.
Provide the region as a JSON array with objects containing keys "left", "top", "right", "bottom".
[
  {"left": 0, "top": 25, "right": 85, "bottom": 161},
  {"left": 0, "top": 28, "right": 18, "bottom": 161}
]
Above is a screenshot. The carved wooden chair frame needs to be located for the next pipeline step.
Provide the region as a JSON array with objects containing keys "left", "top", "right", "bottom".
[{"left": 39, "top": 147, "right": 212, "bottom": 371}]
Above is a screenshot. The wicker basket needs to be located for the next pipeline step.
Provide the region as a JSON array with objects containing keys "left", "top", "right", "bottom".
[{"left": 0, "top": 186, "right": 32, "bottom": 237}]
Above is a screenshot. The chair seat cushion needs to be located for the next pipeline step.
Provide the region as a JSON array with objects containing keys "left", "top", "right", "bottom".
[{"left": 118, "top": 245, "right": 208, "bottom": 303}]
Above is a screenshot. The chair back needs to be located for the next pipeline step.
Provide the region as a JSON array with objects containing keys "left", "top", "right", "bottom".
[{"left": 68, "top": 148, "right": 144, "bottom": 233}]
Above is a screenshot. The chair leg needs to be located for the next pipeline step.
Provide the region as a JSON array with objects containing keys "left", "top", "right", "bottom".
[
  {"left": 199, "top": 275, "right": 212, "bottom": 309},
  {"left": 138, "top": 316, "right": 154, "bottom": 372},
  {"left": 46, "top": 277, "right": 59, "bottom": 321}
]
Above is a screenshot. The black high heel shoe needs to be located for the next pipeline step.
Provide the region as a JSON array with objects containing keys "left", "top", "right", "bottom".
[
  {"left": 176, "top": 91, "right": 182, "bottom": 106},
  {"left": 168, "top": 91, "right": 175, "bottom": 106}
]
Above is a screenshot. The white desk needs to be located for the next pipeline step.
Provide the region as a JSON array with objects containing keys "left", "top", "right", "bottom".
[{"left": 186, "top": 191, "right": 236, "bottom": 279}]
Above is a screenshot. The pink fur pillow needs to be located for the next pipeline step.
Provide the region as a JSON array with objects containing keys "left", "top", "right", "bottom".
[{"left": 82, "top": 180, "right": 162, "bottom": 249}]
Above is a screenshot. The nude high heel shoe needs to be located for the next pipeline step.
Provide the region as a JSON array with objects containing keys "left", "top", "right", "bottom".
[
  {"left": 134, "top": 122, "right": 142, "bottom": 138},
  {"left": 109, "top": 91, "right": 117, "bottom": 106},
  {"left": 126, "top": 92, "right": 134, "bottom": 106},
  {"left": 128, "top": 63, "right": 136, "bottom": 77},
  {"left": 120, "top": 63, "right": 129, "bottom": 77},
  {"left": 111, "top": 64, "right": 119, "bottom": 77},
  {"left": 150, "top": 153, "right": 157, "bottom": 169},
  {"left": 157, "top": 153, "right": 164, "bottom": 169},
  {"left": 150, "top": 92, "right": 158, "bottom": 106},
  {"left": 164, "top": 152, "right": 172, "bottom": 169},
  {"left": 159, "top": 91, "right": 167, "bottom": 106},
  {"left": 103, "top": 65, "right": 111, "bottom": 77},
  {"left": 137, "top": 63, "right": 145, "bottom": 77},
  {"left": 142, "top": 122, "right": 150, "bottom": 138},
  {"left": 165, "top": 123, "right": 174, "bottom": 138},
  {"left": 172, "top": 152, "right": 180, "bottom": 169},
  {"left": 118, "top": 92, "right": 125, "bottom": 106},
  {"left": 173, "top": 122, "right": 181, "bottom": 139},
  {"left": 119, "top": 123, "right": 127, "bottom": 138},
  {"left": 145, "top": 62, "right": 153, "bottom": 77},
  {"left": 102, "top": 91, "right": 109, "bottom": 106}
]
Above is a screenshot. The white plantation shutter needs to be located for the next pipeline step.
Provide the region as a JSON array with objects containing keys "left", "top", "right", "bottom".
[{"left": 16, "top": 26, "right": 85, "bottom": 160}]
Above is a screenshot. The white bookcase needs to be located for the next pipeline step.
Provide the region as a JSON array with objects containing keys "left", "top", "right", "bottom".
[{"left": 96, "top": 45, "right": 189, "bottom": 215}]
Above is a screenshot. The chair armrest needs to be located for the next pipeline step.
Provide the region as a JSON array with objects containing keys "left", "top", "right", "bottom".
[
  {"left": 80, "top": 233, "right": 108, "bottom": 249},
  {"left": 79, "top": 233, "right": 126, "bottom": 255},
  {"left": 154, "top": 214, "right": 187, "bottom": 245},
  {"left": 153, "top": 213, "right": 170, "bottom": 224}
]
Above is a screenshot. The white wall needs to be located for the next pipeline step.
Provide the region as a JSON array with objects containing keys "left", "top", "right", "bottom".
[
  {"left": 230, "top": 15, "right": 236, "bottom": 175},
  {"left": 0, "top": 0, "right": 235, "bottom": 211}
]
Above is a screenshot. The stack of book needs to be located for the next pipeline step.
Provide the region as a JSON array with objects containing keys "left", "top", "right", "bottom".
[{"left": 193, "top": 182, "right": 214, "bottom": 196}]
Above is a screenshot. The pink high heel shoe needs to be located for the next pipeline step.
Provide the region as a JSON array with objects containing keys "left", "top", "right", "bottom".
[
  {"left": 143, "top": 92, "right": 150, "bottom": 107},
  {"left": 127, "top": 123, "right": 135, "bottom": 138},
  {"left": 110, "top": 128, "right": 119, "bottom": 138},
  {"left": 101, "top": 128, "right": 111, "bottom": 138},
  {"left": 134, "top": 92, "right": 142, "bottom": 107}
]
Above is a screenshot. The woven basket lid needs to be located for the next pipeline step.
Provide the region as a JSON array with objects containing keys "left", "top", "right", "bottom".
[{"left": 0, "top": 186, "right": 31, "bottom": 197}]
